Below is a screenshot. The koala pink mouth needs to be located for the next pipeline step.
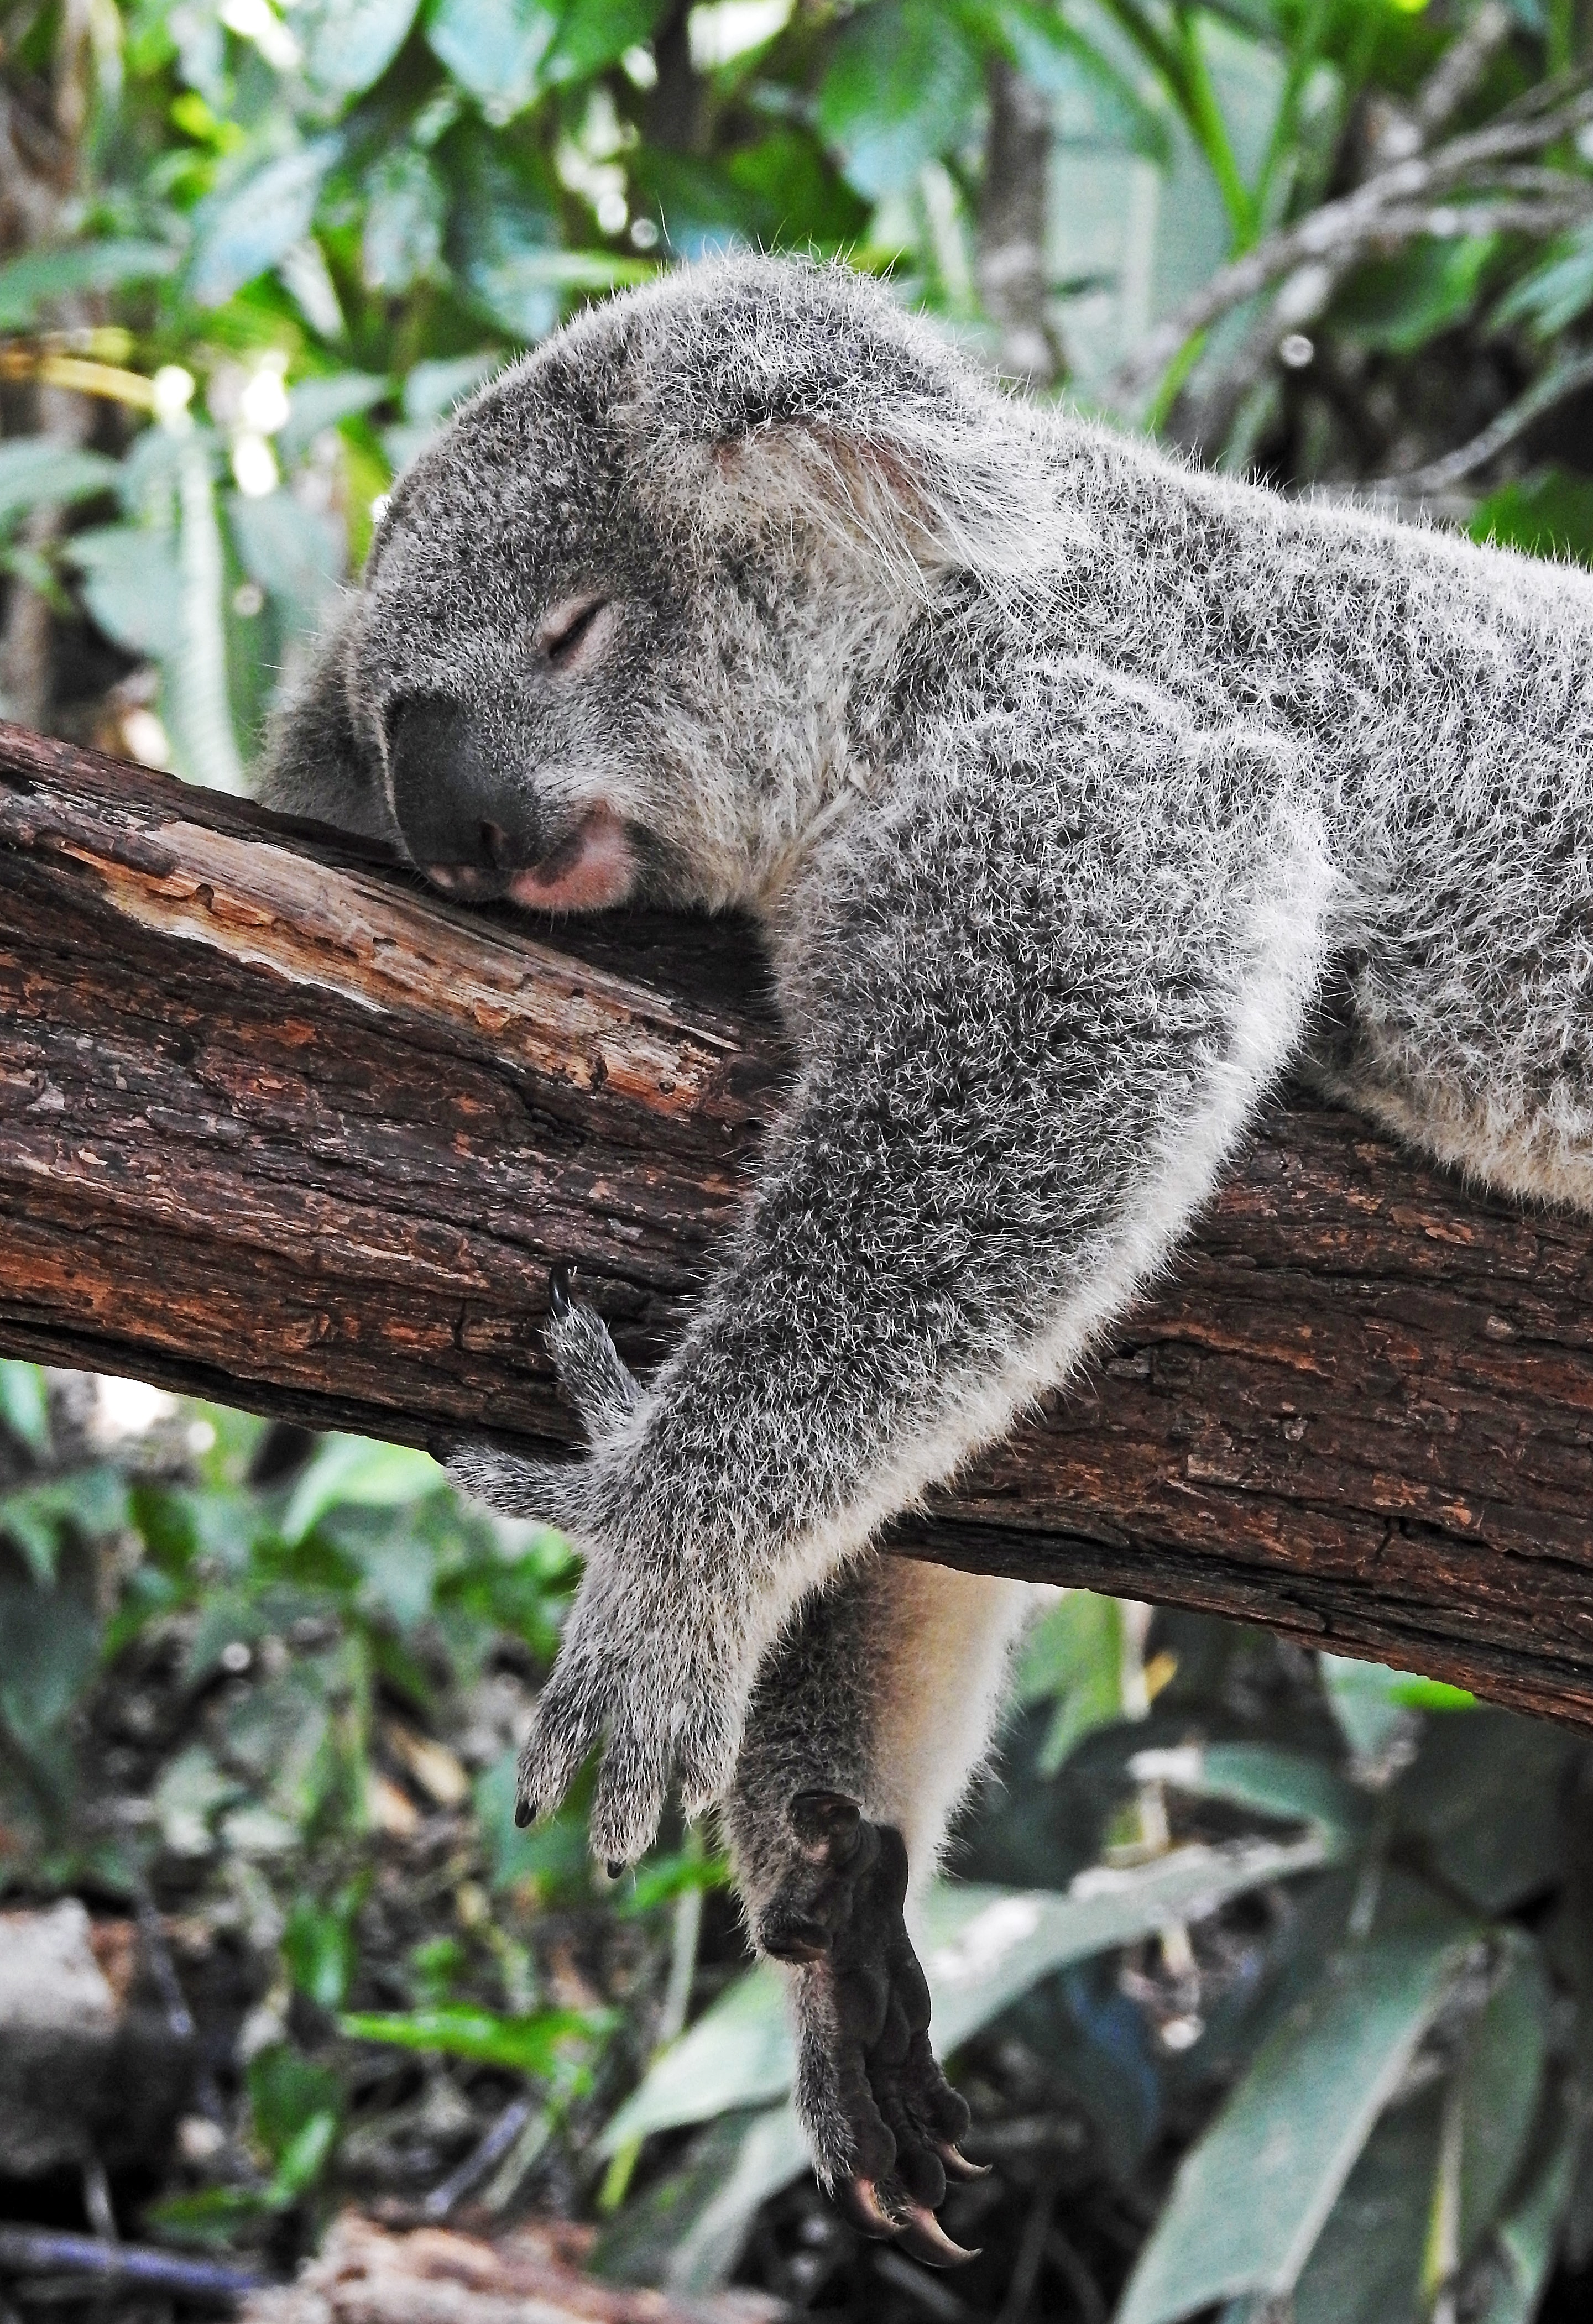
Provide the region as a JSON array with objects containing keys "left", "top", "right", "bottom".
[{"left": 507, "top": 803, "right": 635, "bottom": 912}]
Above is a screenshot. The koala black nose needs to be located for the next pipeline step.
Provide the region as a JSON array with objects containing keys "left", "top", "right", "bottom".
[{"left": 388, "top": 697, "right": 533, "bottom": 897}]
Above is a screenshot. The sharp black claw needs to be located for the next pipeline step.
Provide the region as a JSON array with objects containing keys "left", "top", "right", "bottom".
[
  {"left": 834, "top": 2178, "right": 896, "bottom": 2241},
  {"left": 896, "top": 2206, "right": 979, "bottom": 2269},
  {"left": 513, "top": 1797, "right": 534, "bottom": 1829},
  {"left": 605, "top": 1859, "right": 624, "bottom": 1880},
  {"left": 936, "top": 2140, "right": 991, "bottom": 2182},
  {"left": 548, "top": 1262, "right": 574, "bottom": 1318}
]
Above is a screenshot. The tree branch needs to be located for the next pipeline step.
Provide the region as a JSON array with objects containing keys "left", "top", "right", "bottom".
[{"left": 3, "top": 724, "right": 1593, "bottom": 1732}]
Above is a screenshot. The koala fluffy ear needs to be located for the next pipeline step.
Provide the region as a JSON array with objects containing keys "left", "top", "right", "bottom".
[
  {"left": 623, "top": 257, "right": 1069, "bottom": 588},
  {"left": 254, "top": 597, "right": 395, "bottom": 844}
]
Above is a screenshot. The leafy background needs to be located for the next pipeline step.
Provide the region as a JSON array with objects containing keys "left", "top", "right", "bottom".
[{"left": 3, "top": 2, "right": 1593, "bottom": 2321}]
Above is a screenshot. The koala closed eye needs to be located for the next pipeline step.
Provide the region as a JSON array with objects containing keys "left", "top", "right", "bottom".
[{"left": 537, "top": 593, "right": 612, "bottom": 667}]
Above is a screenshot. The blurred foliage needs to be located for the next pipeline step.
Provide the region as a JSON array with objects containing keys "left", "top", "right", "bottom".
[{"left": 6, "top": 1, "right": 1593, "bottom": 2319}]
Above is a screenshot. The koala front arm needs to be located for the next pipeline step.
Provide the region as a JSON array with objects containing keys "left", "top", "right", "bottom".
[{"left": 453, "top": 689, "right": 1335, "bottom": 1852}]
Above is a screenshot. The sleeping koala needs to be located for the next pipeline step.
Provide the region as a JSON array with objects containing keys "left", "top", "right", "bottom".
[{"left": 260, "top": 254, "right": 1593, "bottom": 2262}]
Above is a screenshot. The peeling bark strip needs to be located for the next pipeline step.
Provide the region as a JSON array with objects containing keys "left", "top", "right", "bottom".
[{"left": 2, "top": 723, "right": 1592, "bottom": 1732}]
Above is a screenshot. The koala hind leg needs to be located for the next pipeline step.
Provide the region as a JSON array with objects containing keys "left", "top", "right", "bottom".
[{"left": 724, "top": 1558, "right": 1032, "bottom": 2266}]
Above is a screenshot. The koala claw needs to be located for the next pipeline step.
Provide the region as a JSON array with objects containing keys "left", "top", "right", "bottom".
[
  {"left": 770, "top": 1792, "right": 976, "bottom": 2268},
  {"left": 548, "top": 1260, "right": 574, "bottom": 1320}
]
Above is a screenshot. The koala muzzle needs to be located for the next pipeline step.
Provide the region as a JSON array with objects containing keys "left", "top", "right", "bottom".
[{"left": 388, "top": 695, "right": 536, "bottom": 901}]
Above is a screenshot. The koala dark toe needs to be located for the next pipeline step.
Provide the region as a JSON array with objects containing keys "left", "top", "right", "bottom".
[{"left": 770, "top": 1796, "right": 978, "bottom": 2268}]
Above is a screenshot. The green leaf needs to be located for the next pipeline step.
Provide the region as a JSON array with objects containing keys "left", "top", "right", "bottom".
[
  {"left": 279, "top": 1436, "right": 445, "bottom": 1545},
  {"left": 1290, "top": 2082, "right": 1445, "bottom": 2324},
  {"left": 0, "top": 239, "right": 179, "bottom": 331},
  {"left": 1497, "top": 219, "right": 1593, "bottom": 338},
  {"left": 296, "top": 0, "right": 422, "bottom": 96},
  {"left": 476, "top": 1747, "right": 592, "bottom": 1893},
  {"left": 1479, "top": 2093, "right": 1582, "bottom": 2324},
  {"left": 284, "top": 1885, "right": 365, "bottom": 2011},
  {"left": 600, "top": 1838, "right": 1333, "bottom": 2153},
  {"left": 248, "top": 2043, "right": 342, "bottom": 2165},
  {"left": 1457, "top": 1936, "right": 1550, "bottom": 2263},
  {"left": 0, "top": 1363, "right": 49, "bottom": 1455},
  {"left": 402, "top": 352, "right": 502, "bottom": 425},
  {"left": 0, "top": 1579, "right": 101, "bottom": 1758},
  {"left": 446, "top": 132, "right": 563, "bottom": 340},
  {"left": 427, "top": 0, "right": 560, "bottom": 117},
  {"left": 338, "top": 2001, "right": 611, "bottom": 2074},
  {"left": 1014, "top": 1588, "right": 1126, "bottom": 1771},
  {"left": 0, "top": 439, "right": 120, "bottom": 536},
  {"left": 227, "top": 490, "right": 343, "bottom": 636},
  {"left": 278, "top": 371, "right": 391, "bottom": 460},
  {"left": 67, "top": 522, "right": 185, "bottom": 661},
  {"left": 0, "top": 1466, "right": 129, "bottom": 1585},
  {"left": 816, "top": 0, "right": 985, "bottom": 198},
  {"left": 1471, "top": 470, "right": 1593, "bottom": 571},
  {"left": 595, "top": 2103, "right": 813, "bottom": 2299},
  {"left": 1335, "top": 237, "right": 1497, "bottom": 355},
  {"left": 362, "top": 148, "right": 447, "bottom": 295},
  {"left": 1114, "top": 1880, "right": 1477, "bottom": 2324},
  {"left": 188, "top": 139, "right": 342, "bottom": 308},
  {"left": 269, "top": 2108, "right": 340, "bottom": 2198},
  {"left": 547, "top": 0, "right": 668, "bottom": 81}
]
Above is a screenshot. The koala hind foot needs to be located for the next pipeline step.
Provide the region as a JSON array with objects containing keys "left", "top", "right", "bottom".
[{"left": 765, "top": 1791, "right": 985, "bottom": 2269}]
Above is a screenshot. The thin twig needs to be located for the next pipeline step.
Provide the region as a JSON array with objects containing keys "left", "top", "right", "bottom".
[
  {"left": 0, "top": 2232, "right": 265, "bottom": 2299},
  {"left": 420, "top": 2095, "right": 535, "bottom": 2221},
  {"left": 1109, "top": 80, "right": 1593, "bottom": 407},
  {"left": 1377, "top": 346, "right": 1593, "bottom": 495}
]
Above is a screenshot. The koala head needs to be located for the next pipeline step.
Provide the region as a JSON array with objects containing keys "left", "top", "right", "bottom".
[{"left": 260, "top": 255, "right": 1044, "bottom": 916}]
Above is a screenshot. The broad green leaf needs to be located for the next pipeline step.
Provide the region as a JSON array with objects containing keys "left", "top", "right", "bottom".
[
  {"left": 1291, "top": 2082, "right": 1445, "bottom": 2324},
  {"left": 68, "top": 522, "right": 185, "bottom": 659},
  {"left": 0, "top": 239, "right": 179, "bottom": 330},
  {"left": 0, "top": 1362, "right": 49, "bottom": 1455},
  {"left": 427, "top": 0, "right": 560, "bottom": 116},
  {"left": 995, "top": 0, "right": 1169, "bottom": 160},
  {"left": 248, "top": 2043, "right": 341, "bottom": 2165},
  {"left": 188, "top": 139, "right": 342, "bottom": 307},
  {"left": 0, "top": 1580, "right": 101, "bottom": 1756},
  {"left": 447, "top": 133, "right": 563, "bottom": 340},
  {"left": 600, "top": 1837, "right": 1331, "bottom": 2153},
  {"left": 0, "top": 439, "right": 120, "bottom": 535},
  {"left": 269, "top": 2108, "right": 339, "bottom": 2198},
  {"left": 1458, "top": 1936, "right": 1550, "bottom": 2263},
  {"left": 278, "top": 371, "right": 391, "bottom": 459},
  {"left": 362, "top": 148, "right": 447, "bottom": 294},
  {"left": 1336, "top": 237, "right": 1497, "bottom": 355},
  {"left": 279, "top": 1436, "right": 445, "bottom": 1545},
  {"left": 0, "top": 1467, "right": 129, "bottom": 1585},
  {"left": 1115, "top": 1880, "right": 1476, "bottom": 2324},
  {"left": 227, "top": 490, "right": 343, "bottom": 635},
  {"left": 284, "top": 1886, "right": 365, "bottom": 2010},
  {"left": 1014, "top": 1587, "right": 1125, "bottom": 1771},
  {"left": 1497, "top": 219, "right": 1593, "bottom": 338},
  {"left": 403, "top": 352, "right": 502, "bottom": 424},
  {"left": 1479, "top": 2095, "right": 1582, "bottom": 2324},
  {"left": 548, "top": 0, "right": 668, "bottom": 81},
  {"left": 817, "top": 0, "right": 984, "bottom": 198},
  {"left": 296, "top": 0, "right": 422, "bottom": 96},
  {"left": 338, "top": 2001, "right": 611, "bottom": 2074}
]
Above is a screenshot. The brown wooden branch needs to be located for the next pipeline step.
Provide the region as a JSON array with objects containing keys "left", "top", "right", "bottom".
[{"left": 3, "top": 723, "right": 1592, "bottom": 1731}]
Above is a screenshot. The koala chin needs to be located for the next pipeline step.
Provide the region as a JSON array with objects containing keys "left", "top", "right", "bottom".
[{"left": 259, "top": 253, "right": 1593, "bottom": 2258}]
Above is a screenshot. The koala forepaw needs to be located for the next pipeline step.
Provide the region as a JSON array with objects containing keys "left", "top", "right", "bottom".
[{"left": 765, "top": 1792, "right": 983, "bottom": 2269}]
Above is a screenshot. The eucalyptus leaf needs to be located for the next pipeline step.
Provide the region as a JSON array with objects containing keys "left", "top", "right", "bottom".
[
  {"left": 427, "top": 0, "right": 560, "bottom": 116},
  {"left": 278, "top": 373, "right": 391, "bottom": 460},
  {"left": 189, "top": 139, "right": 342, "bottom": 308},
  {"left": 1290, "top": 2082, "right": 1445, "bottom": 2324},
  {"left": 362, "top": 148, "right": 447, "bottom": 295},
  {"left": 296, "top": 0, "right": 422, "bottom": 97},
  {"left": 816, "top": 0, "right": 985, "bottom": 199},
  {"left": 0, "top": 1362, "right": 49, "bottom": 1456},
  {"left": 1458, "top": 1935, "right": 1550, "bottom": 2263},
  {"left": 338, "top": 2001, "right": 612, "bottom": 2074},
  {"left": 0, "top": 239, "right": 179, "bottom": 330},
  {"left": 1115, "top": 1880, "right": 1477, "bottom": 2324},
  {"left": 279, "top": 1436, "right": 445, "bottom": 1546},
  {"left": 227, "top": 490, "right": 343, "bottom": 635},
  {"left": 0, "top": 439, "right": 120, "bottom": 535},
  {"left": 67, "top": 523, "right": 185, "bottom": 659}
]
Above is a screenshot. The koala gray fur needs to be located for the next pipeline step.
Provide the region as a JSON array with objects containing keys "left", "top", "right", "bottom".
[{"left": 258, "top": 252, "right": 1593, "bottom": 2257}]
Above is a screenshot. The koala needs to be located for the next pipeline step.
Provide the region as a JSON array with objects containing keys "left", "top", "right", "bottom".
[{"left": 259, "top": 254, "right": 1593, "bottom": 2262}]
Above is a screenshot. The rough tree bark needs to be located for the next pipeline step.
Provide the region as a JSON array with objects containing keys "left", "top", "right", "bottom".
[{"left": 3, "top": 723, "right": 1592, "bottom": 1732}]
